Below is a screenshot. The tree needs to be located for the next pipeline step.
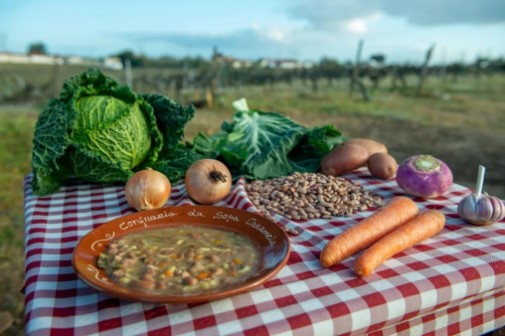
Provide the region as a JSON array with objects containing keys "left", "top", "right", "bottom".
[
  {"left": 318, "top": 57, "right": 344, "bottom": 86},
  {"left": 369, "top": 53, "right": 387, "bottom": 89},
  {"left": 115, "top": 50, "right": 144, "bottom": 67},
  {"left": 370, "top": 54, "right": 385, "bottom": 64},
  {"left": 27, "top": 42, "right": 47, "bottom": 55}
]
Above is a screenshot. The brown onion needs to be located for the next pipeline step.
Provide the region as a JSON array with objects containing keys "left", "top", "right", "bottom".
[
  {"left": 125, "top": 168, "right": 171, "bottom": 211},
  {"left": 185, "top": 159, "right": 232, "bottom": 204}
]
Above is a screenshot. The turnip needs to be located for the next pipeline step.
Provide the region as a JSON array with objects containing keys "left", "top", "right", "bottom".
[{"left": 396, "top": 155, "right": 453, "bottom": 198}]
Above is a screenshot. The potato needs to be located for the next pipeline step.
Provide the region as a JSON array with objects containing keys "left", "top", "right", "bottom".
[
  {"left": 367, "top": 152, "right": 398, "bottom": 180},
  {"left": 320, "top": 144, "right": 370, "bottom": 176},
  {"left": 346, "top": 138, "right": 388, "bottom": 156}
]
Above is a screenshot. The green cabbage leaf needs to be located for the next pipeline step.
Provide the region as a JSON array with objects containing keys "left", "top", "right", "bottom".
[
  {"left": 31, "top": 68, "right": 196, "bottom": 195},
  {"left": 192, "top": 109, "right": 347, "bottom": 179}
]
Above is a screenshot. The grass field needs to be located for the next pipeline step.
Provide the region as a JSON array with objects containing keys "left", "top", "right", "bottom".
[{"left": 0, "top": 67, "right": 504, "bottom": 335}]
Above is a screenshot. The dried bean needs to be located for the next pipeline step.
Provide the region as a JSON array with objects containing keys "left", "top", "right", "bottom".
[{"left": 245, "top": 172, "right": 382, "bottom": 220}]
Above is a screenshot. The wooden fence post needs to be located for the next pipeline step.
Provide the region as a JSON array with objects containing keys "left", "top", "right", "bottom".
[
  {"left": 416, "top": 44, "right": 435, "bottom": 96},
  {"left": 349, "top": 39, "right": 370, "bottom": 101}
]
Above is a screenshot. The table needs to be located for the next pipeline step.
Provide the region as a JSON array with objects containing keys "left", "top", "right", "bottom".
[{"left": 23, "top": 168, "right": 505, "bottom": 335}]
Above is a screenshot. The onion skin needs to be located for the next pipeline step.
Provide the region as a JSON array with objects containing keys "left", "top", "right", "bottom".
[
  {"left": 185, "top": 159, "right": 232, "bottom": 205},
  {"left": 125, "top": 168, "right": 171, "bottom": 211},
  {"left": 396, "top": 155, "right": 453, "bottom": 198}
]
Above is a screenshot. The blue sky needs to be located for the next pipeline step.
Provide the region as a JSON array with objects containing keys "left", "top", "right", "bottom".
[{"left": 1, "top": 0, "right": 504, "bottom": 64}]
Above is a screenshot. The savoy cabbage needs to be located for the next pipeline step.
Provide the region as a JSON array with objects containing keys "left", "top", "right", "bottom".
[{"left": 31, "top": 68, "right": 196, "bottom": 195}]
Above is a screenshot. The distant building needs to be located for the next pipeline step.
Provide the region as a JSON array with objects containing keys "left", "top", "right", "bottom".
[
  {"left": 258, "top": 58, "right": 303, "bottom": 69},
  {"left": 65, "top": 55, "right": 85, "bottom": 65},
  {"left": 214, "top": 55, "right": 253, "bottom": 69},
  {"left": 0, "top": 52, "right": 26, "bottom": 63},
  {"left": 104, "top": 57, "right": 123, "bottom": 70},
  {"left": 300, "top": 60, "right": 315, "bottom": 69},
  {"left": 211, "top": 47, "right": 253, "bottom": 69},
  {"left": 0, "top": 52, "right": 122, "bottom": 70},
  {"left": 0, "top": 52, "right": 63, "bottom": 65}
]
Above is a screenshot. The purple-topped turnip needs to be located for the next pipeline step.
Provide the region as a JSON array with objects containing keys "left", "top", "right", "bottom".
[{"left": 396, "top": 155, "right": 453, "bottom": 198}]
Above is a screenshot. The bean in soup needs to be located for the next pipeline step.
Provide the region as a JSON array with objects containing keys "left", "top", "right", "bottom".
[{"left": 97, "top": 226, "right": 260, "bottom": 294}]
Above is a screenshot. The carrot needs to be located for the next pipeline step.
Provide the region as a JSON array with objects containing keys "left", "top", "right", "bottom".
[
  {"left": 354, "top": 210, "right": 445, "bottom": 276},
  {"left": 196, "top": 271, "right": 210, "bottom": 280},
  {"left": 320, "top": 196, "right": 419, "bottom": 268}
]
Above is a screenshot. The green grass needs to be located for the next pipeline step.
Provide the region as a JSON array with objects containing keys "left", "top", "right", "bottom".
[
  {"left": 0, "top": 105, "right": 37, "bottom": 234},
  {"left": 0, "top": 105, "right": 37, "bottom": 335},
  {"left": 206, "top": 74, "right": 505, "bottom": 130}
]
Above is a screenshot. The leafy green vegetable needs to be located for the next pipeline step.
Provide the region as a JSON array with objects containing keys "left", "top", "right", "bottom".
[
  {"left": 142, "top": 93, "right": 195, "bottom": 157},
  {"left": 152, "top": 144, "right": 205, "bottom": 183},
  {"left": 31, "top": 99, "right": 73, "bottom": 195},
  {"left": 289, "top": 125, "right": 347, "bottom": 172},
  {"left": 193, "top": 109, "right": 346, "bottom": 179},
  {"left": 31, "top": 68, "right": 195, "bottom": 195},
  {"left": 31, "top": 69, "right": 346, "bottom": 195}
]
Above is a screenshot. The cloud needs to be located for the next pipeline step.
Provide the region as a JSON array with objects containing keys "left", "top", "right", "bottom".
[
  {"left": 345, "top": 19, "right": 369, "bottom": 34},
  {"left": 379, "top": 0, "right": 505, "bottom": 26},
  {"left": 288, "top": 0, "right": 380, "bottom": 31},
  {"left": 115, "top": 24, "right": 447, "bottom": 63},
  {"left": 119, "top": 27, "right": 297, "bottom": 59},
  {"left": 113, "top": 1, "right": 505, "bottom": 63},
  {"left": 288, "top": 0, "right": 505, "bottom": 29}
]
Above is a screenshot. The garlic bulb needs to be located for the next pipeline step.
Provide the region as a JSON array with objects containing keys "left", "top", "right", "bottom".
[
  {"left": 457, "top": 193, "right": 505, "bottom": 226},
  {"left": 457, "top": 165, "right": 505, "bottom": 226}
]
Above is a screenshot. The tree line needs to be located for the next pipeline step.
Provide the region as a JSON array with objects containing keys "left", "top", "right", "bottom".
[
  {"left": 1, "top": 44, "right": 504, "bottom": 105},
  {"left": 114, "top": 47, "right": 505, "bottom": 105}
]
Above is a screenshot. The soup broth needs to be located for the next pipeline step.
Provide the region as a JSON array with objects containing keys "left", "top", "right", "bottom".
[{"left": 97, "top": 226, "right": 260, "bottom": 295}]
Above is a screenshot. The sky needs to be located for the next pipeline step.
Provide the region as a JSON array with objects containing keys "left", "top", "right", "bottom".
[{"left": 1, "top": 0, "right": 504, "bottom": 64}]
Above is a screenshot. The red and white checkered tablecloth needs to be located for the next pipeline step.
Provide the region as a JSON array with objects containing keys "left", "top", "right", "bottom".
[{"left": 23, "top": 168, "right": 505, "bottom": 336}]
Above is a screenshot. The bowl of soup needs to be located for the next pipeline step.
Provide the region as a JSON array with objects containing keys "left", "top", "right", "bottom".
[{"left": 73, "top": 206, "right": 291, "bottom": 304}]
